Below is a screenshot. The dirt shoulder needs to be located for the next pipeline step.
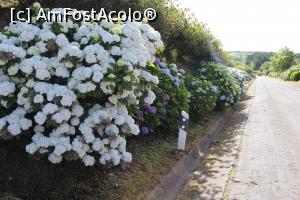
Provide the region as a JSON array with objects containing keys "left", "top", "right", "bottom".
[{"left": 176, "top": 80, "right": 255, "bottom": 200}]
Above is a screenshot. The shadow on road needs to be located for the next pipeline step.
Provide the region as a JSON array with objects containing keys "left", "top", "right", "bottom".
[{"left": 177, "top": 94, "right": 254, "bottom": 200}]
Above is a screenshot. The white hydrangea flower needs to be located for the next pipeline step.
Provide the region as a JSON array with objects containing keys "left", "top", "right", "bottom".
[
  {"left": 48, "top": 153, "right": 62, "bottom": 164},
  {"left": 34, "top": 125, "right": 45, "bottom": 134},
  {"left": 71, "top": 117, "right": 80, "bottom": 126},
  {"left": 26, "top": 143, "right": 38, "bottom": 154},
  {"left": 27, "top": 46, "right": 40, "bottom": 55},
  {"left": 123, "top": 152, "right": 132, "bottom": 163},
  {"left": 56, "top": 33, "right": 69, "bottom": 47},
  {"left": 39, "top": 29, "right": 56, "bottom": 41},
  {"left": 57, "top": 44, "right": 83, "bottom": 62},
  {"left": 34, "top": 111, "right": 47, "bottom": 125},
  {"left": 0, "top": 81, "right": 15, "bottom": 96},
  {"left": 76, "top": 82, "right": 96, "bottom": 93},
  {"left": 33, "top": 94, "right": 44, "bottom": 104},
  {"left": 7, "top": 123, "right": 22, "bottom": 136},
  {"left": 0, "top": 6, "right": 165, "bottom": 167},
  {"left": 19, "top": 118, "right": 32, "bottom": 130},
  {"left": 111, "top": 46, "right": 121, "bottom": 56},
  {"left": 52, "top": 109, "right": 72, "bottom": 123},
  {"left": 82, "top": 155, "right": 95, "bottom": 166},
  {"left": 144, "top": 90, "right": 156, "bottom": 104},
  {"left": 109, "top": 149, "right": 121, "bottom": 166},
  {"left": 55, "top": 66, "right": 70, "bottom": 78},
  {"left": 83, "top": 44, "right": 109, "bottom": 64},
  {"left": 72, "top": 66, "right": 92, "bottom": 81},
  {"left": 0, "top": 117, "right": 7, "bottom": 129},
  {"left": 100, "top": 81, "right": 115, "bottom": 94},
  {"left": 7, "top": 64, "right": 19, "bottom": 75},
  {"left": 71, "top": 104, "right": 84, "bottom": 117},
  {"left": 105, "top": 124, "right": 119, "bottom": 135},
  {"left": 92, "top": 138, "right": 103, "bottom": 151},
  {"left": 92, "top": 71, "right": 104, "bottom": 83},
  {"left": 41, "top": 103, "right": 58, "bottom": 115},
  {"left": 53, "top": 144, "right": 67, "bottom": 156}
]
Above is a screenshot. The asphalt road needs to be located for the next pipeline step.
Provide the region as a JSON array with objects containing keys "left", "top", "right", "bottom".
[{"left": 229, "top": 77, "right": 300, "bottom": 199}]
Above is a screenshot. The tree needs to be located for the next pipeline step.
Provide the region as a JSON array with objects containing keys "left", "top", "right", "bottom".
[
  {"left": 270, "top": 47, "right": 295, "bottom": 72},
  {"left": 259, "top": 47, "right": 296, "bottom": 74},
  {"left": 246, "top": 52, "right": 272, "bottom": 70}
]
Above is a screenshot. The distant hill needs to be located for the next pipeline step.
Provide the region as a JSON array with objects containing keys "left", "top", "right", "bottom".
[
  {"left": 229, "top": 51, "right": 273, "bottom": 70},
  {"left": 295, "top": 53, "right": 300, "bottom": 59},
  {"left": 230, "top": 51, "right": 300, "bottom": 70}
]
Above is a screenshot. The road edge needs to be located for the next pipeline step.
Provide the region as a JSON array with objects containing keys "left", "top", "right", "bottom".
[
  {"left": 147, "top": 79, "right": 256, "bottom": 200},
  {"left": 222, "top": 78, "right": 256, "bottom": 199}
]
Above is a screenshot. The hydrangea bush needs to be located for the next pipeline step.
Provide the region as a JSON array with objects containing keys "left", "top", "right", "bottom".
[
  {"left": 0, "top": 4, "right": 164, "bottom": 166},
  {"left": 134, "top": 61, "right": 189, "bottom": 134},
  {"left": 184, "top": 74, "right": 218, "bottom": 120},
  {"left": 134, "top": 69, "right": 170, "bottom": 134},
  {"left": 227, "top": 67, "right": 252, "bottom": 89},
  {"left": 196, "top": 63, "right": 242, "bottom": 108},
  {"left": 157, "top": 62, "right": 189, "bottom": 131}
]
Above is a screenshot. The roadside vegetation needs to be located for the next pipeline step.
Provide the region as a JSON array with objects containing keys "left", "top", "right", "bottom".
[
  {"left": 230, "top": 48, "right": 300, "bottom": 82},
  {"left": 0, "top": 1, "right": 253, "bottom": 199},
  {"left": 0, "top": 0, "right": 234, "bottom": 67},
  {"left": 230, "top": 51, "right": 272, "bottom": 75},
  {"left": 259, "top": 47, "right": 300, "bottom": 81}
]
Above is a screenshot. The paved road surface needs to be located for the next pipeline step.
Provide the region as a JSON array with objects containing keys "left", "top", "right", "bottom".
[
  {"left": 229, "top": 77, "right": 300, "bottom": 199},
  {"left": 177, "top": 77, "right": 300, "bottom": 200}
]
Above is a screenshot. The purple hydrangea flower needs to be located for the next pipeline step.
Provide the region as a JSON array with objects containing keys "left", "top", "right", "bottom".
[
  {"left": 160, "top": 68, "right": 171, "bottom": 76},
  {"left": 164, "top": 94, "right": 170, "bottom": 102},
  {"left": 154, "top": 58, "right": 161, "bottom": 65},
  {"left": 136, "top": 110, "right": 144, "bottom": 118},
  {"left": 148, "top": 106, "right": 157, "bottom": 114},
  {"left": 173, "top": 77, "right": 180, "bottom": 84},
  {"left": 141, "top": 126, "right": 149, "bottom": 135}
]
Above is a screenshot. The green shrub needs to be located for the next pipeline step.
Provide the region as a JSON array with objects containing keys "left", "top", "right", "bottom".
[
  {"left": 290, "top": 71, "right": 300, "bottom": 81},
  {"left": 256, "top": 71, "right": 264, "bottom": 76},
  {"left": 184, "top": 74, "right": 218, "bottom": 120},
  {"left": 260, "top": 47, "right": 295, "bottom": 74},
  {"left": 195, "top": 63, "right": 242, "bottom": 108},
  {"left": 268, "top": 71, "right": 280, "bottom": 78},
  {"left": 280, "top": 66, "right": 300, "bottom": 81}
]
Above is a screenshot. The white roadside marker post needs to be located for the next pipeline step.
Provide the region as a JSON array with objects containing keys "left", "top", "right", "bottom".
[{"left": 177, "top": 111, "right": 189, "bottom": 150}]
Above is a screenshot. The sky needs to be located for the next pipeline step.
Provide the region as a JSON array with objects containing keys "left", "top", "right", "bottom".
[{"left": 180, "top": 0, "right": 300, "bottom": 52}]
